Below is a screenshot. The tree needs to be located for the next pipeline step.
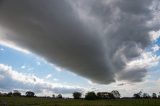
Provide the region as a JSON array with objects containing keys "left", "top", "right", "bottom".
[
  {"left": 7, "top": 92, "right": 13, "bottom": 97},
  {"left": 52, "top": 94, "right": 55, "bottom": 98},
  {"left": 0, "top": 93, "right": 7, "bottom": 96},
  {"left": 133, "top": 93, "right": 141, "bottom": 99},
  {"left": 57, "top": 94, "right": 62, "bottom": 99},
  {"left": 13, "top": 90, "right": 21, "bottom": 96},
  {"left": 97, "top": 92, "right": 103, "bottom": 99},
  {"left": 0, "top": 92, "right": 2, "bottom": 96},
  {"left": 85, "top": 91, "right": 97, "bottom": 100},
  {"left": 152, "top": 93, "right": 157, "bottom": 99},
  {"left": 137, "top": 91, "right": 143, "bottom": 97},
  {"left": 143, "top": 93, "right": 150, "bottom": 99},
  {"left": 158, "top": 92, "right": 160, "bottom": 98},
  {"left": 97, "top": 92, "right": 115, "bottom": 99},
  {"left": 73, "top": 92, "right": 82, "bottom": 99},
  {"left": 25, "top": 91, "right": 35, "bottom": 97},
  {"left": 111, "top": 90, "right": 121, "bottom": 98},
  {"left": 108, "top": 93, "right": 115, "bottom": 99},
  {"left": 133, "top": 91, "right": 142, "bottom": 99}
]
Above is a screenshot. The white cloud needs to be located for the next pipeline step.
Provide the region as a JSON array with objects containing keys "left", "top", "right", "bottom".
[
  {"left": 150, "top": 30, "right": 160, "bottom": 41},
  {"left": 114, "top": 48, "right": 160, "bottom": 83},
  {"left": 0, "top": 40, "right": 30, "bottom": 54},
  {"left": 21, "top": 65, "right": 26, "bottom": 69},
  {"left": 152, "top": 44, "right": 160, "bottom": 52},
  {"left": 0, "top": 62, "right": 160, "bottom": 97},
  {"left": 87, "top": 80, "right": 96, "bottom": 86},
  {"left": 53, "top": 78, "right": 58, "bottom": 81},
  {"left": 0, "top": 75, "right": 4, "bottom": 80},
  {"left": 0, "top": 48, "right": 4, "bottom": 51},
  {"left": 0, "top": 64, "right": 83, "bottom": 96},
  {"left": 54, "top": 65, "right": 63, "bottom": 72},
  {"left": 0, "top": 64, "right": 38, "bottom": 84},
  {"left": 84, "top": 76, "right": 160, "bottom": 97},
  {"left": 126, "top": 51, "right": 160, "bottom": 70},
  {"left": 45, "top": 74, "right": 52, "bottom": 79},
  {"left": 36, "top": 61, "right": 41, "bottom": 66},
  {"left": 117, "top": 79, "right": 160, "bottom": 97}
]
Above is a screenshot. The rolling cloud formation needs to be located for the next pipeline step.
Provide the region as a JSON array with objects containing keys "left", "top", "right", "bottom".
[{"left": 0, "top": 0, "right": 156, "bottom": 84}]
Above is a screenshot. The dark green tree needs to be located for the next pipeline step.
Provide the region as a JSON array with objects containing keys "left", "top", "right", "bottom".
[
  {"left": 13, "top": 90, "right": 21, "bottom": 96},
  {"left": 85, "top": 91, "right": 97, "bottom": 100},
  {"left": 152, "top": 93, "right": 157, "bottom": 99},
  {"left": 158, "top": 92, "right": 160, "bottom": 98},
  {"left": 73, "top": 92, "right": 82, "bottom": 99},
  {"left": 57, "top": 94, "right": 62, "bottom": 99},
  {"left": 25, "top": 91, "right": 35, "bottom": 97},
  {"left": 111, "top": 90, "right": 120, "bottom": 98},
  {"left": 7, "top": 92, "right": 12, "bottom": 97},
  {"left": 52, "top": 94, "right": 55, "bottom": 98},
  {"left": 108, "top": 93, "right": 115, "bottom": 99},
  {"left": 133, "top": 93, "right": 141, "bottom": 99},
  {"left": 143, "top": 93, "right": 151, "bottom": 99}
]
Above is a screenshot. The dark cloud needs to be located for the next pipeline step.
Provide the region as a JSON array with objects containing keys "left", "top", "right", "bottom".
[
  {"left": 0, "top": 0, "right": 154, "bottom": 84},
  {"left": 117, "top": 68, "right": 147, "bottom": 82},
  {"left": 152, "top": 0, "right": 160, "bottom": 30}
]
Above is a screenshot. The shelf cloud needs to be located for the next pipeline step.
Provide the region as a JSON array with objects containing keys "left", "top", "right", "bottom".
[{"left": 0, "top": 0, "right": 156, "bottom": 84}]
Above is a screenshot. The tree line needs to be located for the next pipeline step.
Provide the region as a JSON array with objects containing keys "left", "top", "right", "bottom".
[
  {"left": 0, "top": 90, "right": 35, "bottom": 97},
  {"left": 0, "top": 90, "right": 120, "bottom": 99},
  {"left": 133, "top": 91, "right": 160, "bottom": 99},
  {"left": 0, "top": 90, "right": 160, "bottom": 100}
]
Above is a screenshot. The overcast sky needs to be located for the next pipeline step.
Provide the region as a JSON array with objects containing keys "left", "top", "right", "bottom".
[{"left": 0, "top": 0, "right": 160, "bottom": 97}]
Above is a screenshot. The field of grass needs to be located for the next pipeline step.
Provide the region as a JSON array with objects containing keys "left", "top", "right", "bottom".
[{"left": 1, "top": 97, "right": 160, "bottom": 106}]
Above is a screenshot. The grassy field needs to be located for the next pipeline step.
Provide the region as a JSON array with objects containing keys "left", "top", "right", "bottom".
[{"left": 1, "top": 97, "right": 160, "bottom": 106}]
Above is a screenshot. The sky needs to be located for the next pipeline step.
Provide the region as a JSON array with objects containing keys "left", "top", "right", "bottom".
[{"left": 0, "top": 0, "right": 160, "bottom": 97}]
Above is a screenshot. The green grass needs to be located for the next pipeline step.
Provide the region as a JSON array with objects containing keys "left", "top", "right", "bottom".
[{"left": 0, "top": 97, "right": 160, "bottom": 106}]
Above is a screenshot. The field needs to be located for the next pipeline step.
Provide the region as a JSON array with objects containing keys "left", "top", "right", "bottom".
[{"left": 1, "top": 97, "right": 160, "bottom": 106}]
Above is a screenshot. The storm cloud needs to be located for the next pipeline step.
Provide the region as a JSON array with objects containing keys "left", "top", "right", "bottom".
[{"left": 0, "top": 0, "right": 155, "bottom": 84}]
